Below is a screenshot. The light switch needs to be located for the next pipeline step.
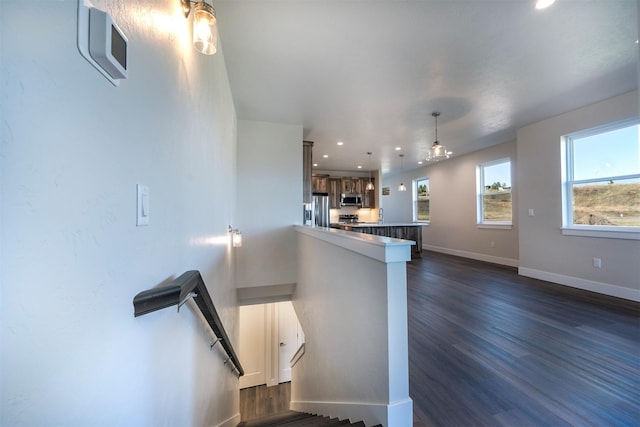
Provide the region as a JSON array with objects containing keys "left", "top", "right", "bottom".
[
  {"left": 137, "top": 184, "right": 149, "bottom": 226},
  {"left": 528, "top": 208, "right": 535, "bottom": 217}
]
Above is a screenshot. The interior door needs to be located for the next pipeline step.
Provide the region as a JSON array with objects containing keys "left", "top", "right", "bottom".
[
  {"left": 277, "top": 301, "right": 300, "bottom": 383},
  {"left": 238, "top": 304, "right": 267, "bottom": 389}
]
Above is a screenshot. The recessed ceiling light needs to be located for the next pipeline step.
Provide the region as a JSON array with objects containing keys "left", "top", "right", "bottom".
[
  {"left": 313, "top": 163, "right": 318, "bottom": 167},
  {"left": 323, "top": 154, "right": 329, "bottom": 158},
  {"left": 395, "top": 147, "right": 401, "bottom": 151},
  {"left": 337, "top": 141, "right": 344, "bottom": 146},
  {"left": 418, "top": 161, "right": 423, "bottom": 165},
  {"left": 535, "top": 0, "right": 555, "bottom": 9},
  {"left": 357, "top": 165, "right": 362, "bottom": 169}
]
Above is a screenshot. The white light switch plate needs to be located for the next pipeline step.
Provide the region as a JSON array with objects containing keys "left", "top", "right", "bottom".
[{"left": 137, "top": 184, "right": 149, "bottom": 226}]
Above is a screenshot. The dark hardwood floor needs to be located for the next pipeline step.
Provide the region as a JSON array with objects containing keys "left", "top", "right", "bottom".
[
  {"left": 408, "top": 251, "right": 640, "bottom": 427},
  {"left": 240, "top": 382, "right": 291, "bottom": 421}
]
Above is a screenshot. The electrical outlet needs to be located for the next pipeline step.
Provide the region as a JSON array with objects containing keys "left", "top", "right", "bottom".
[{"left": 593, "top": 258, "right": 601, "bottom": 268}]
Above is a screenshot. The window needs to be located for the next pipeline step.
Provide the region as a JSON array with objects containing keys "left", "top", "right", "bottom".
[
  {"left": 563, "top": 120, "right": 639, "bottom": 239},
  {"left": 413, "top": 178, "right": 430, "bottom": 222},
  {"left": 477, "top": 158, "right": 512, "bottom": 227}
]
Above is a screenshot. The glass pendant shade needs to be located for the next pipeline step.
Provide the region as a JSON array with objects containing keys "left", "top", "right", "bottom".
[
  {"left": 193, "top": 2, "right": 217, "bottom": 55},
  {"left": 366, "top": 152, "right": 375, "bottom": 191},
  {"left": 426, "top": 112, "right": 451, "bottom": 162},
  {"left": 398, "top": 154, "right": 407, "bottom": 191},
  {"left": 426, "top": 141, "right": 451, "bottom": 161}
]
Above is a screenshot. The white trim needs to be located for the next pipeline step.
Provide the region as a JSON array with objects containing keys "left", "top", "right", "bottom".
[
  {"left": 561, "top": 227, "right": 640, "bottom": 241},
  {"left": 215, "top": 413, "right": 241, "bottom": 427},
  {"left": 290, "top": 398, "right": 413, "bottom": 427},
  {"left": 290, "top": 343, "right": 305, "bottom": 367},
  {"left": 423, "top": 244, "right": 519, "bottom": 267},
  {"left": 477, "top": 223, "right": 513, "bottom": 230},
  {"left": 295, "top": 225, "right": 412, "bottom": 263},
  {"left": 518, "top": 267, "right": 640, "bottom": 302},
  {"left": 265, "top": 304, "right": 279, "bottom": 387}
]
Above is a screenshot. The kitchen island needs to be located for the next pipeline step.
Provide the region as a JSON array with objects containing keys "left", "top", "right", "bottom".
[{"left": 337, "top": 223, "right": 423, "bottom": 258}]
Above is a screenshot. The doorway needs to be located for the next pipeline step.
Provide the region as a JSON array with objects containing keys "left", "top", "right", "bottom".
[{"left": 238, "top": 301, "right": 304, "bottom": 389}]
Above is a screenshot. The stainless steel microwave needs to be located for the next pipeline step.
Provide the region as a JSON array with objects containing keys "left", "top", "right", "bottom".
[{"left": 340, "top": 194, "right": 362, "bottom": 207}]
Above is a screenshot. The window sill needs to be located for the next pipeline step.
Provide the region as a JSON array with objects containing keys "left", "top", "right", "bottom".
[
  {"left": 477, "top": 223, "right": 512, "bottom": 230},
  {"left": 562, "top": 227, "right": 640, "bottom": 241}
]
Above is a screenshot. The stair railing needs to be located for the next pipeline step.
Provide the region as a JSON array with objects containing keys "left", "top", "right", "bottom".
[{"left": 132, "top": 270, "right": 244, "bottom": 377}]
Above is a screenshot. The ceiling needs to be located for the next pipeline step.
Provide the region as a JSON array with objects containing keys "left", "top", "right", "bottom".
[{"left": 214, "top": 0, "right": 638, "bottom": 175}]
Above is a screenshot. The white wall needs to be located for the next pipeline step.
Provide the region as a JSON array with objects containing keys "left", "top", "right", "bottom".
[
  {"left": 1, "top": 1, "right": 241, "bottom": 425},
  {"left": 382, "top": 140, "right": 519, "bottom": 266},
  {"left": 517, "top": 91, "right": 640, "bottom": 301},
  {"left": 291, "top": 227, "right": 412, "bottom": 426},
  {"left": 236, "top": 120, "right": 303, "bottom": 289}
]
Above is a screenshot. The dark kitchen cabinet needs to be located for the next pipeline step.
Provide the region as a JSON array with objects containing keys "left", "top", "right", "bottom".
[
  {"left": 312, "top": 174, "right": 328, "bottom": 193},
  {"left": 361, "top": 178, "right": 375, "bottom": 208},
  {"left": 342, "top": 177, "right": 364, "bottom": 195},
  {"left": 328, "top": 178, "right": 342, "bottom": 208}
]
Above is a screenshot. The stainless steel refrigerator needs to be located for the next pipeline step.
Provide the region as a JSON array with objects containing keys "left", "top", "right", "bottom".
[{"left": 313, "top": 192, "right": 330, "bottom": 227}]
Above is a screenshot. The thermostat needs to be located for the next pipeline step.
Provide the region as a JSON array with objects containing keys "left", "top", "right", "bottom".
[
  {"left": 89, "top": 8, "right": 128, "bottom": 79},
  {"left": 77, "top": 1, "right": 128, "bottom": 85}
]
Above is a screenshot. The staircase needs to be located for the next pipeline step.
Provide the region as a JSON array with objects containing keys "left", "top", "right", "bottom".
[{"left": 237, "top": 410, "right": 377, "bottom": 427}]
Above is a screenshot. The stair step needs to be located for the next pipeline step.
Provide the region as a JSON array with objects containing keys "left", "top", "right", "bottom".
[{"left": 237, "top": 411, "right": 369, "bottom": 427}]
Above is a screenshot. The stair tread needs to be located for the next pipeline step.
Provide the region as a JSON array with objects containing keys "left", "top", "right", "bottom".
[
  {"left": 238, "top": 411, "right": 314, "bottom": 427},
  {"left": 237, "top": 411, "right": 369, "bottom": 427}
]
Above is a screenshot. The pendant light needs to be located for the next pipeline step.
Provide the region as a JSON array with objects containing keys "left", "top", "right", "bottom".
[
  {"left": 426, "top": 112, "right": 452, "bottom": 162},
  {"left": 398, "top": 154, "right": 407, "bottom": 192},
  {"left": 366, "top": 152, "right": 375, "bottom": 191}
]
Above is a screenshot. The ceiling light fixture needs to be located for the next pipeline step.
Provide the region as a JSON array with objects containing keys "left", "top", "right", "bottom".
[
  {"left": 535, "top": 0, "right": 556, "bottom": 9},
  {"left": 181, "top": 0, "right": 217, "bottom": 55},
  {"left": 398, "top": 154, "right": 407, "bottom": 192},
  {"left": 426, "top": 112, "right": 452, "bottom": 162},
  {"left": 366, "top": 152, "right": 375, "bottom": 191}
]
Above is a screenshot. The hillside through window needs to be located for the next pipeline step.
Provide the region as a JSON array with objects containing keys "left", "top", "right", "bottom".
[
  {"left": 413, "top": 178, "right": 430, "bottom": 222},
  {"left": 477, "top": 159, "right": 512, "bottom": 226},
  {"left": 563, "top": 120, "right": 639, "bottom": 238}
]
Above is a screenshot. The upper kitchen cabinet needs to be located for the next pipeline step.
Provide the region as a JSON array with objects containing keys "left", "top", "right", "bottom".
[
  {"left": 312, "top": 174, "right": 328, "bottom": 193},
  {"left": 328, "top": 178, "right": 341, "bottom": 208},
  {"left": 361, "top": 178, "right": 375, "bottom": 208},
  {"left": 341, "top": 177, "right": 363, "bottom": 194}
]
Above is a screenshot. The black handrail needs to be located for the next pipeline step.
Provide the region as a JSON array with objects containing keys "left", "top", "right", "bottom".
[{"left": 133, "top": 270, "right": 244, "bottom": 376}]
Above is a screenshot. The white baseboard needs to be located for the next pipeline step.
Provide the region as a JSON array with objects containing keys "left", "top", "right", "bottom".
[
  {"left": 216, "top": 413, "right": 240, "bottom": 427},
  {"left": 518, "top": 267, "right": 640, "bottom": 302},
  {"left": 422, "top": 244, "right": 519, "bottom": 267},
  {"left": 290, "top": 398, "right": 412, "bottom": 427}
]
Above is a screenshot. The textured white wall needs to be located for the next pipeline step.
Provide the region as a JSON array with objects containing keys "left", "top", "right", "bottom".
[
  {"left": 1, "top": 1, "right": 241, "bottom": 425},
  {"left": 236, "top": 120, "right": 303, "bottom": 289},
  {"left": 382, "top": 140, "right": 519, "bottom": 266},
  {"left": 291, "top": 229, "right": 412, "bottom": 426},
  {"left": 517, "top": 91, "right": 640, "bottom": 300}
]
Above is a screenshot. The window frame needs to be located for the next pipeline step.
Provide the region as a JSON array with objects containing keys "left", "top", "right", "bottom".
[
  {"left": 476, "top": 158, "right": 513, "bottom": 229},
  {"left": 561, "top": 118, "right": 640, "bottom": 240},
  {"left": 413, "top": 177, "right": 430, "bottom": 224}
]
